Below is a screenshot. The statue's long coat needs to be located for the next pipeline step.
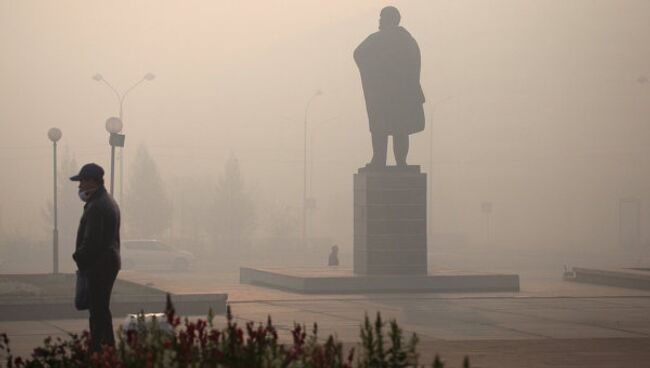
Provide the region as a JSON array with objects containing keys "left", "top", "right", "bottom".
[{"left": 354, "top": 26, "right": 425, "bottom": 135}]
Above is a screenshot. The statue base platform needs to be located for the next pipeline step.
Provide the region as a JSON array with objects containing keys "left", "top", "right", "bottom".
[
  {"left": 240, "top": 266, "right": 519, "bottom": 294},
  {"left": 567, "top": 267, "right": 650, "bottom": 290}
]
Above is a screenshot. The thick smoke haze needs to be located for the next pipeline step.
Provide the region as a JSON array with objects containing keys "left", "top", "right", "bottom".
[{"left": 2, "top": 0, "right": 650, "bottom": 272}]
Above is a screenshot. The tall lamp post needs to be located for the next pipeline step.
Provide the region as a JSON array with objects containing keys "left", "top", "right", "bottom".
[
  {"left": 428, "top": 96, "right": 451, "bottom": 246},
  {"left": 303, "top": 90, "right": 323, "bottom": 248},
  {"left": 93, "top": 73, "right": 155, "bottom": 204},
  {"left": 47, "top": 127, "right": 62, "bottom": 274},
  {"left": 105, "top": 117, "right": 125, "bottom": 196},
  {"left": 308, "top": 115, "right": 339, "bottom": 202},
  {"left": 481, "top": 201, "right": 493, "bottom": 245}
]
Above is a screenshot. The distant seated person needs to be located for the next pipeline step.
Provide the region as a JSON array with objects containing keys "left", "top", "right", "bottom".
[{"left": 328, "top": 245, "right": 339, "bottom": 266}]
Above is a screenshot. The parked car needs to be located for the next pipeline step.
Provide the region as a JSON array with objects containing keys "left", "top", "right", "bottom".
[{"left": 121, "top": 240, "right": 194, "bottom": 271}]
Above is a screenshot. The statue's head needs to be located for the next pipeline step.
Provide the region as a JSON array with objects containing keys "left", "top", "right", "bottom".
[{"left": 379, "top": 6, "right": 401, "bottom": 30}]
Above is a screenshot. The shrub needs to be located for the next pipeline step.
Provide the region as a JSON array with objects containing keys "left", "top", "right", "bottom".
[{"left": 0, "top": 294, "right": 469, "bottom": 367}]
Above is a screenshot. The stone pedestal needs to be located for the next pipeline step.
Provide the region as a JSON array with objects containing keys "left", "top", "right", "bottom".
[{"left": 354, "top": 165, "right": 427, "bottom": 275}]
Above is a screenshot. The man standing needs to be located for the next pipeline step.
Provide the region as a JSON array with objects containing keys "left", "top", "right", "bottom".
[
  {"left": 328, "top": 244, "right": 340, "bottom": 266},
  {"left": 354, "top": 6, "right": 425, "bottom": 167},
  {"left": 70, "top": 163, "right": 121, "bottom": 352}
]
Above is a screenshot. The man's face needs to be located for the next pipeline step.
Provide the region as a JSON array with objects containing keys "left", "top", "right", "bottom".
[{"left": 78, "top": 178, "right": 99, "bottom": 192}]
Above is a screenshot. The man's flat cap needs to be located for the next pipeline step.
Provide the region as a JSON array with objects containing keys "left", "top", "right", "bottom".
[{"left": 70, "top": 163, "right": 104, "bottom": 181}]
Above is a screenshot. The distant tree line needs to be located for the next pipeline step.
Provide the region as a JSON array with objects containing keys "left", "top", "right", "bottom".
[{"left": 28, "top": 143, "right": 303, "bottom": 269}]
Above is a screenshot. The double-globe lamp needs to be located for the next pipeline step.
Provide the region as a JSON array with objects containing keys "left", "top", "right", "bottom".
[
  {"left": 93, "top": 73, "right": 154, "bottom": 204},
  {"left": 105, "top": 117, "right": 124, "bottom": 196}
]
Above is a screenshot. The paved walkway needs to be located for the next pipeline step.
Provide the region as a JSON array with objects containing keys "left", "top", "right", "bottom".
[{"left": 3, "top": 271, "right": 650, "bottom": 367}]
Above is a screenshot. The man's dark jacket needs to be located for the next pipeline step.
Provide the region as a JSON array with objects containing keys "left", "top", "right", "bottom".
[
  {"left": 73, "top": 186, "right": 121, "bottom": 272},
  {"left": 354, "top": 26, "right": 425, "bottom": 136}
]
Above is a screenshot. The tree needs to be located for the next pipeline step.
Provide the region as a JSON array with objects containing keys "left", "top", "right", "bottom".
[
  {"left": 125, "top": 144, "right": 172, "bottom": 238},
  {"left": 263, "top": 201, "right": 299, "bottom": 242},
  {"left": 167, "top": 175, "right": 215, "bottom": 255},
  {"left": 210, "top": 154, "right": 255, "bottom": 251}
]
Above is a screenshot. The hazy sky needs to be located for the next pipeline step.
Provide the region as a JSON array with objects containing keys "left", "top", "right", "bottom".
[{"left": 2, "top": 0, "right": 650, "bottom": 249}]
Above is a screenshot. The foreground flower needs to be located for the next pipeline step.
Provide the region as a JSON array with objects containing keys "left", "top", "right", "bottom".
[{"left": 0, "top": 294, "right": 469, "bottom": 367}]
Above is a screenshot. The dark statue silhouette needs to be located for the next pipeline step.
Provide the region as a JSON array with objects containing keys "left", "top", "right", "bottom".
[{"left": 354, "top": 6, "right": 425, "bottom": 168}]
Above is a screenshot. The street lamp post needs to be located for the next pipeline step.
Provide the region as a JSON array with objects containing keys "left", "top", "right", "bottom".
[
  {"left": 428, "top": 96, "right": 451, "bottom": 246},
  {"left": 303, "top": 90, "right": 323, "bottom": 248},
  {"left": 47, "top": 127, "right": 62, "bottom": 274},
  {"left": 105, "top": 117, "right": 125, "bottom": 196},
  {"left": 93, "top": 73, "right": 155, "bottom": 204},
  {"left": 481, "top": 201, "right": 493, "bottom": 245},
  {"left": 309, "top": 115, "right": 339, "bottom": 198}
]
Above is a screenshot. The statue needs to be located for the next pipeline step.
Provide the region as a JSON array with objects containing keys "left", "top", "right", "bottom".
[{"left": 354, "top": 6, "right": 425, "bottom": 168}]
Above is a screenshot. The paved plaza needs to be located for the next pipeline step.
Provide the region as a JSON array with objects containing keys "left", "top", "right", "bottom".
[{"left": 3, "top": 268, "right": 650, "bottom": 367}]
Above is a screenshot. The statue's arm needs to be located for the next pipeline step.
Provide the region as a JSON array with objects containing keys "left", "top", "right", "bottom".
[
  {"left": 414, "top": 40, "right": 421, "bottom": 79},
  {"left": 354, "top": 35, "right": 374, "bottom": 67},
  {"left": 353, "top": 41, "right": 364, "bottom": 66},
  {"left": 409, "top": 38, "right": 425, "bottom": 103}
]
